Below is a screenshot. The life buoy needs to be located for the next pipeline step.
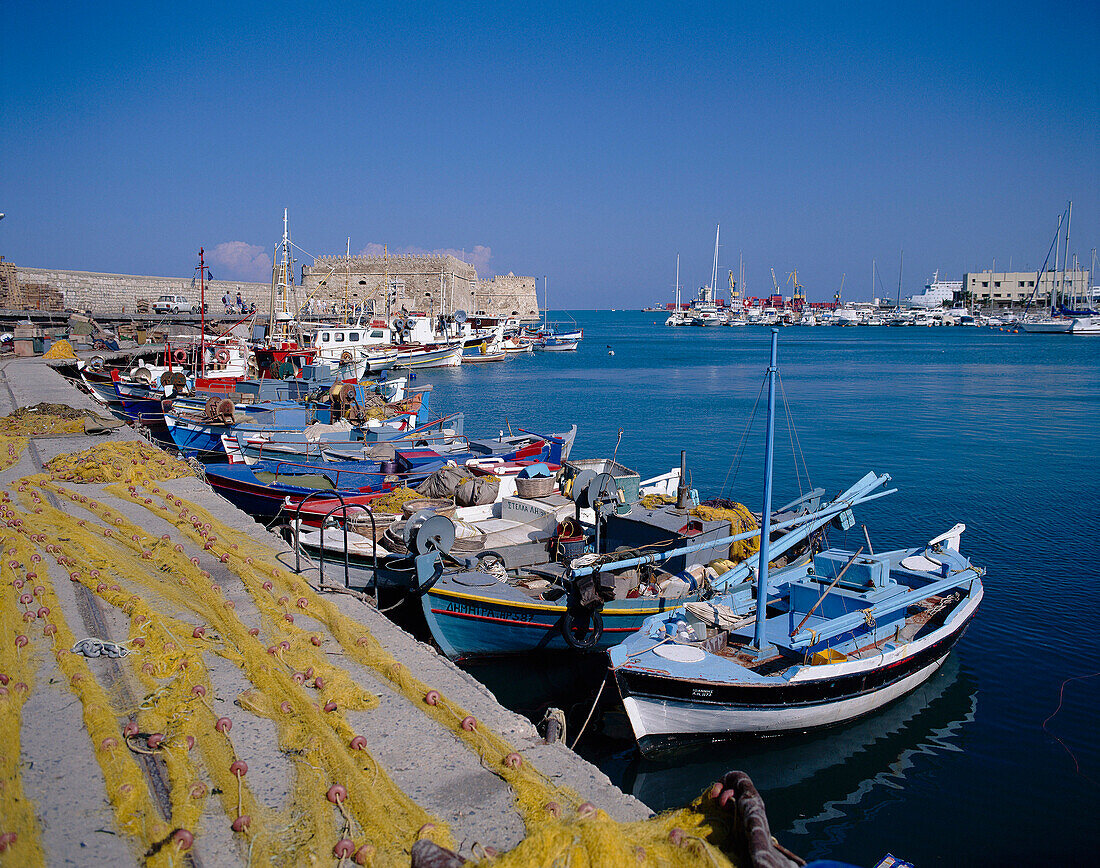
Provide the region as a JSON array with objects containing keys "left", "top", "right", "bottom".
[
  {"left": 216, "top": 349, "right": 231, "bottom": 364},
  {"left": 561, "top": 608, "right": 604, "bottom": 650},
  {"left": 173, "top": 349, "right": 187, "bottom": 364},
  {"left": 340, "top": 350, "right": 354, "bottom": 365}
]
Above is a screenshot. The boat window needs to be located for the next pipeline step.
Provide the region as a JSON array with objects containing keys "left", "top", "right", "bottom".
[
  {"left": 371, "top": 330, "right": 385, "bottom": 338},
  {"left": 335, "top": 333, "right": 344, "bottom": 342},
  {"left": 322, "top": 332, "right": 330, "bottom": 342},
  {"left": 349, "top": 332, "right": 359, "bottom": 341}
]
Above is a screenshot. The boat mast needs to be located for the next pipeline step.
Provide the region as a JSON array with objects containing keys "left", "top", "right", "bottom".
[
  {"left": 1053, "top": 210, "right": 1062, "bottom": 314},
  {"left": 199, "top": 247, "right": 206, "bottom": 377},
  {"left": 739, "top": 251, "right": 744, "bottom": 307},
  {"left": 1062, "top": 200, "right": 1073, "bottom": 313},
  {"left": 751, "top": 328, "right": 779, "bottom": 657},
  {"left": 269, "top": 208, "right": 294, "bottom": 344},
  {"left": 710, "top": 225, "right": 720, "bottom": 301},
  {"left": 344, "top": 237, "right": 350, "bottom": 323},
  {"left": 896, "top": 250, "right": 903, "bottom": 312},
  {"left": 675, "top": 254, "right": 680, "bottom": 313}
]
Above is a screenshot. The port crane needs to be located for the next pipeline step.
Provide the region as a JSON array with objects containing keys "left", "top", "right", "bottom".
[{"left": 786, "top": 270, "right": 805, "bottom": 305}]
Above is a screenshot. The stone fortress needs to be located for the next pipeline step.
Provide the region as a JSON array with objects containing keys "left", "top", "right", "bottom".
[
  {"left": 301, "top": 253, "right": 539, "bottom": 321},
  {"left": 3, "top": 252, "right": 541, "bottom": 321}
]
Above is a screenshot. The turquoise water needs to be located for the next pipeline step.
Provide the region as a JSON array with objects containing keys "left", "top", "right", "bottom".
[{"left": 421, "top": 312, "right": 1100, "bottom": 866}]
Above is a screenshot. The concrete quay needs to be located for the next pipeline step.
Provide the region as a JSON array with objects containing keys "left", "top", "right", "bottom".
[{"left": 0, "top": 357, "right": 656, "bottom": 866}]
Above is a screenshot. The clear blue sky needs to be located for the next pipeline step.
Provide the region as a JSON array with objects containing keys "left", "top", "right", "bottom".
[{"left": 2, "top": 1, "right": 1097, "bottom": 305}]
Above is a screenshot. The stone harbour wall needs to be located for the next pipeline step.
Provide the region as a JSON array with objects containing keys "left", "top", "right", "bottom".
[
  {"left": 13, "top": 266, "right": 272, "bottom": 315},
  {"left": 9, "top": 260, "right": 543, "bottom": 321}
]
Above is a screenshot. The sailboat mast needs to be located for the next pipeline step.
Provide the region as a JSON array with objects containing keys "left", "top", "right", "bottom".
[
  {"left": 344, "top": 237, "right": 350, "bottom": 322},
  {"left": 711, "top": 225, "right": 720, "bottom": 298},
  {"left": 1062, "top": 200, "right": 1073, "bottom": 311},
  {"left": 897, "top": 250, "right": 903, "bottom": 312},
  {"left": 199, "top": 247, "right": 206, "bottom": 377},
  {"left": 675, "top": 254, "right": 680, "bottom": 311},
  {"left": 1053, "top": 210, "right": 1063, "bottom": 313},
  {"left": 751, "top": 328, "right": 780, "bottom": 656},
  {"left": 739, "top": 251, "right": 744, "bottom": 306}
]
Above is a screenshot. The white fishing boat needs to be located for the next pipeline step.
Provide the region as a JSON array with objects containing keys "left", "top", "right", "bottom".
[
  {"left": 1071, "top": 315, "right": 1100, "bottom": 335},
  {"left": 665, "top": 254, "right": 690, "bottom": 326},
  {"left": 689, "top": 225, "right": 723, "bottom": 326},
  {"left": 608, "top": 331, "right": 984, "bottom": 755}
]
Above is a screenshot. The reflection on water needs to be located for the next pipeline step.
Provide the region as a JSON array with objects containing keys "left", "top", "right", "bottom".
[{"left": 462, "top": 654, "right": 977, "bottom": 861}]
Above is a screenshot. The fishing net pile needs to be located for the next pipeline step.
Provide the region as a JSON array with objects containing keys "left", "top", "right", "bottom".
[
  {"left": 41, "top": 339, "right": 77, "bottom": 360},
  {"left": 368, "top": 485, "right": 423, "bottom": 514},
  {"left": 0, "top": 404, "right": 97, "bottom": 471},
  {"left": 43, "top": 441, "right": 194, "bottom": 483},
  {"left": 635, "top": 495, "right": 760, "bottom": 563},
  {"left": 691, "top": 500, "right": 760, "bottom": 562},
  {"left": 0, "top": 449, "right": 748, "bottom": 866}
]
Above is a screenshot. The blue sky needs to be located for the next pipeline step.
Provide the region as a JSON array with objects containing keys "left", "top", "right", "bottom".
[{"left": 2, "top": 1, "right": 1097, "bottom": 305}]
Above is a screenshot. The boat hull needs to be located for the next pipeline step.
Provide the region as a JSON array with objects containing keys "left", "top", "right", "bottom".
[
  {"left": 394, "top": 344, "right": 463, "bottom": 368},
  {"left": 615, "top": 589, "right": 980, "bottom": 755},
  {"left": 1020, "top": 320, "right": 1073, "bottom": 333},
  {"left": 421, "top": 578, "right": 692, "bottom": 660}
]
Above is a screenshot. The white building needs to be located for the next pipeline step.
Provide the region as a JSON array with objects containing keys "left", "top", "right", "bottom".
[{"left": 962, "top": 269, "right": 1090, "bottom": 309}]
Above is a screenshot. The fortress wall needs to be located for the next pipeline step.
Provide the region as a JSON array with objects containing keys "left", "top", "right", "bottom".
[
  {"left": 302, "top": 255, "right": 541, "bottom": 321},
  {"left": 13, "top": 266, "right": 271, "bottom": 314},
  {"left": 9, "top": 259, "right": 542, "bottom": 321}
]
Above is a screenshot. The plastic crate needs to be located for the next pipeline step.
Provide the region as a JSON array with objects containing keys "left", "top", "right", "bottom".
[{"left": 564, "top": 458, "right": 641, "bottom": 514}]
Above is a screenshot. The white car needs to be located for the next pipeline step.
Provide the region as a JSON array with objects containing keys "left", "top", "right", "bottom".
[{"left": 152, "top": 294, "right": 201, "bottom": 314}]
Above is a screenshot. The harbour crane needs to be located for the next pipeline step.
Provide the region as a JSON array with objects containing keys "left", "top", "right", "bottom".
[{"left": 786, "top": 270, "right": 805, "bottom": 304}]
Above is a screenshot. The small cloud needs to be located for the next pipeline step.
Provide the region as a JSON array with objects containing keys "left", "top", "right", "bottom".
[
  {"left": 208, "top": 242, "right": 272, "bottom": 281},
  {"left": 354, "top": 243, "right": 493, "bottom": 276}
]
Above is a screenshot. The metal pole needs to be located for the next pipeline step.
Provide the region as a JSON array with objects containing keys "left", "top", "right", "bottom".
[
  {"left": 199, "top": 248, "right": 206, "bottom": 377},
  {"left": 752, "top": 328, "right": 779, "bottom": 654}
]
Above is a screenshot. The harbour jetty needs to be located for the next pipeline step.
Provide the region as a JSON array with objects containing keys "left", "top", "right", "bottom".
[{"left": 0, "top": 354, "right": 799, "bottom": 866}]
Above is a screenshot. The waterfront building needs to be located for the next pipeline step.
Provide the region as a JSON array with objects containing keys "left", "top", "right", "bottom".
[{"left": 962, "top": 269, "right": 1091, "bottom": 309}]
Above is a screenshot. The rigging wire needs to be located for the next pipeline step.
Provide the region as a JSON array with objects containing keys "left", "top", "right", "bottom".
[
  {"left": 720, "top": 373, "right": 768, "bottom": 499},
  {"left": 778, "top": 371, "right": 814, "bottom": 496}
]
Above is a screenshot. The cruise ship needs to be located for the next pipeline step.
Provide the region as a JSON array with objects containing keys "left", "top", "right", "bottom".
[{"left": 906, "top": 271, "right": 961, "bottom": 308}]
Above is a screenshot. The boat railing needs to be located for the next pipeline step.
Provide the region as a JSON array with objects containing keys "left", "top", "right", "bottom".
[{"left": 291, "top": 492, "right": 378, "bottom": 599}]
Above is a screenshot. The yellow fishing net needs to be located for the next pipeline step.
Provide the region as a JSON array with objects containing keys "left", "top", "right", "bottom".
[
  {"left": 369, "top": 486, "right": 423, "bottom": 514},
  {"left": 0, "top": 439, "right": 745, "bottom": 866},
  {"left": 42, "top": 339, "right": 77, "bottom": 360},
  {"left": 692, "top": 502, "right": 760, "bottom": 562},
  {"left": 0, "top": 404, "right": 93, "bottom": 471},
  {"left": 44, "top": 441, "right": 194, "bottom": 484}
]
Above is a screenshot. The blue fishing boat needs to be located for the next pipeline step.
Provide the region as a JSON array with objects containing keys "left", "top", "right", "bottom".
[
  {"left": 607, "top": 330, "right": 985, "bottom": 755},
  {"left": 203, "top": 459, "right": 423, "bottom": 520},
  {"left": 390, "top": 457, "right": 890, "bottom": 659}
]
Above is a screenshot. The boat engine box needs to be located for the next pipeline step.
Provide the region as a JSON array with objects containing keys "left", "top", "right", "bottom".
[
  {"left": 602, "top": 505, "right": 732, "bottom": 574},
  {"left": 813, "top": 551, "right": 891, "bottom": 589},
  {"left": 500, "top": 493, "right": 574, "bottom": 534}
]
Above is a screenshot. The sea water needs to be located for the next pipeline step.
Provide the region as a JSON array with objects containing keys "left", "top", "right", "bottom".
[{"left": 422, "top": 312, "right": 1100, "bottom": 866}]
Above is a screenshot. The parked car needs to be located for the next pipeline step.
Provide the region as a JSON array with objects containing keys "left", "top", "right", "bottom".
[{"left": 152, "top": 294, "right": 203, "bottom": 314}]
